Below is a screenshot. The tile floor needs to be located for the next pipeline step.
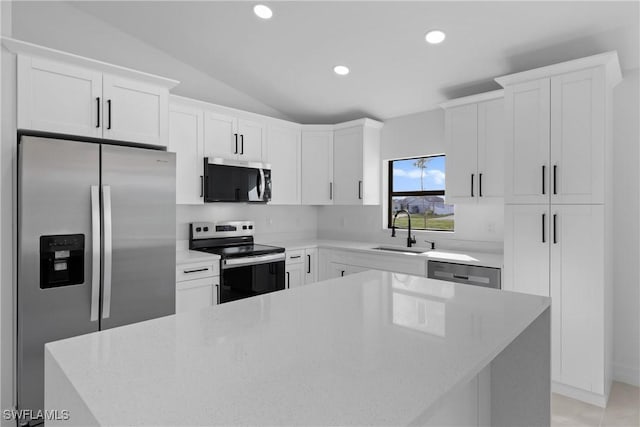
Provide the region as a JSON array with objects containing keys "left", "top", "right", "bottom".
[{"left": 552, "top": 382, "right": 640, "bottom": 426}]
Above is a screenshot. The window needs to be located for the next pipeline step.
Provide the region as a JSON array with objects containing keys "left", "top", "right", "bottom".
[{"left": 388, "top": 155, "right": 454, "bottom": 232}]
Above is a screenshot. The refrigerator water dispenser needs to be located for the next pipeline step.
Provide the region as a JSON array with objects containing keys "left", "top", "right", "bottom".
[{"left": 39, "top": 234, "right": 85, "bottom": 289}]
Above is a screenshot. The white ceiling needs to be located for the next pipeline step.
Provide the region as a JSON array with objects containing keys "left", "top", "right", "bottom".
[{"left": 71, "top": 1, "right": 639, "bottom": 123}]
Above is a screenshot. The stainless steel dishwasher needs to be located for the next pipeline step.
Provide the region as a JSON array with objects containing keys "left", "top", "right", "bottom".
[{"left": 427, "top": 260, "right": 501, "bottom": 289}]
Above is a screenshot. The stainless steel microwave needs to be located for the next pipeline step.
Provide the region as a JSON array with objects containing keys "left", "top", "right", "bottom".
[{"left": 203, "top": 158, "right": 272, "bottom": 203}]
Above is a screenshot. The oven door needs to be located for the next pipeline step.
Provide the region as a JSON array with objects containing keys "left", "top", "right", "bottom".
[
  {"left": 220, "top": 254, "right": 285, "bottom": 303},
  {"left": 203, "top": 158, "right": 270, "bottom": 203}
]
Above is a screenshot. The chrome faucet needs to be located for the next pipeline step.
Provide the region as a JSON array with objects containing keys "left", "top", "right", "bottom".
[{"left": 391, "top": 209, "right": 417, "bottom": 248}]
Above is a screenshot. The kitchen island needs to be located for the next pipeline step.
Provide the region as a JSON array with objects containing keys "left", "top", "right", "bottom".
[{"left": 45, "top": 270, "right": 550, "bottom": 426}]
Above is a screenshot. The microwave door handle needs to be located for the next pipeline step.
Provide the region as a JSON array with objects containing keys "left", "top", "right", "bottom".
[{"left": 258, "top": 168, "right": 265, "bottom": 200}]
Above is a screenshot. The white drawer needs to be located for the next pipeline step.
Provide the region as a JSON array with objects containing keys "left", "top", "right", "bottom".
[
  {"left": 176, "top": 261, "right": 219, "bottom": 282},
  {"left": 286, "top": 249, "right": 305, "bottom": 265}
]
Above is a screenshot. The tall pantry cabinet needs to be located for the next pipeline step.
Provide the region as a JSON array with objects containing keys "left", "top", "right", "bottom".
[{"left": 498, "top": 52, "right": 621, "bottom": 407}]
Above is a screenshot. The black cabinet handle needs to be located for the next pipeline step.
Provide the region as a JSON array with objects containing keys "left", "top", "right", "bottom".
[
  {"left": 234, "top": 133, "right": 238, "bottom": 154},
  {"left": 200, "top": 175, "right": 203, "bottom": 197},
  {"left": 471, "top": 174, "right": 474, "bottom": 197},
  {"left": 340, "top": 270, "right": 345, "bottom": 277},
  {"left": 183, "top": 267, "right": 209, "bottom": 274},
  {"left": 240, "top": 135, "right": 244, "bottom": 155},
  {"left": 215, "top": 284, "right": 220, "bottom": 305},
  {"left": 307, "top": 254, "right": 311, "bottom": 274},
  {"left": 542, "top": 213, "right": 546, "bottom": 243},
  {"left": 542, "top": 165, "right": 546, "bottom": 195},
  {"left": 553, "top": 165, "right": 558, "bottom": 195},
  {"left": 453, "top": 274, "right": 469, "bottom": 280},
  {"left": 329, "top": 182, "right": 333, "bottom": 200},
  {"left": 553, "top": 214, "right": 557, "bottom": 244},
  {"left": 289, "top": 255, "right": 301, "bottom": 259},
  {"left": 96, "top": 97, "right": 100, "bottom": 128},
  {"left": 107, "top": 99, "right": 112, "bottom": 129},
  {"left": 286, "top": 271, "right": 290, "bottom": 288},
  {"left": 358, "top": 180, "right": 362, "bottom": 199},
  {"left": 479, "top": 173, "right": 483, "bottom": 197}
]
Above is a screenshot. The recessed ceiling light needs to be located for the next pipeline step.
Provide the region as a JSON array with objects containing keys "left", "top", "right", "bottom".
[
  {"left": 253, "top": 4, "right": 273, "bottom": 19},
  {"left": 425, "top": 30, "right": 446, "bottom": 44},
  {"left": 333, "top": 65, "right": 350, "bottom": 76}
]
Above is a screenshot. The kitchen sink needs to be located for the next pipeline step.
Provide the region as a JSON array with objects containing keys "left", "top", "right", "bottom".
[{"left": 371, "top": 246, "right": 428, "bottom": 255}]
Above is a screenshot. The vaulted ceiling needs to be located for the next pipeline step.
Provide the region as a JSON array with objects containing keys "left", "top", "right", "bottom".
[{"left": 46, "top": 1, "right": 640, "bottom": 122}]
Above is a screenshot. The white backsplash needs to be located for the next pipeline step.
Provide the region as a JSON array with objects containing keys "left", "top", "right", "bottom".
[{"left": 176, "top": 204, "right": 318, "bottom": 244}]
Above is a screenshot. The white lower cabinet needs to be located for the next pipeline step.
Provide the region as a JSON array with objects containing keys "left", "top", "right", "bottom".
[
  {"left": 286, "top": 247, "right": 318, "bottom": 287},
  {"left": 175, "top": 260, "right": 220, "bottom": 313},
  {"left": 319, "top": 249, "right": 427, "bottom": 281},
  {"left": 504, "top": 203, "right": 609, "bottom": 402},
  {"left": 327, "top": 262, "right": 369, "bottom": 279}
]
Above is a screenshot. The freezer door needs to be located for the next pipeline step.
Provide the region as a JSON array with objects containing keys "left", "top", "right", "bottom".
[
  {"left": 17, "top": 136, "right": 101, "bottom": 417},
  {"left": 100, "top": 144, "right": 176, "bottom": 329}
]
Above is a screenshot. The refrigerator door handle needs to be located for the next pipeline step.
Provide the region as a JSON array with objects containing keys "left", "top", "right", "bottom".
[
  {"left": 102, "top": 185, "right": 113, "bottom": 319},
  {"left": 90, "top": 186, "right": 101, "bottom": 322}
]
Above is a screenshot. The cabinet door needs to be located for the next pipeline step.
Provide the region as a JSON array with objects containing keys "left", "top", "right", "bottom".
[
  {"left": 503, "top": 205, "right": 550, "bottom": 297},
  {"left": 304, "top": 248, "right": 318, "bottom": 284},
  {"left": 550, "top": 68, "right": 605, "bottom": 204},
  {"left": 327, "top": 262, "right": 368, "bottom": 279},
  {"left": 237, "top": 119, "right": 265, "bottom": 162},
  {"left": 477, "top": 98, "right": 504, "bottom": 203},
  {"left": 17, "top": 56, "right": 103, "bottom": 138},
  {"left": 169, "top": 103, "right": 204, "bottom": 205},
  {"left": 102, "top": 74, "right": 168, "bottom": 146},
  {"left": 504, "top": 79, "right": 551, "bottom": 204},
  {"left": 301, "top": 131, "right": 334, "bottom": 205},
  {"left": 285, "top": 263, "right": 305, "bottom": 289},
  {"left": 267, "top": 124, "right": 301, "bottom": 204},
  {"left": 203, "top": 111, "right": 238, "bottom": 159},
  {"left": 176, "top": 277, "right": 213, "bottom": 313},
  {"left": 445, "top": 104, "right": 478, "bottom": 203},
  {"left": 550, "top": 205, "right": 604, "bottom": 392},
  {"left": 333, "top": 126, "right": 364, "bottom": 205}
]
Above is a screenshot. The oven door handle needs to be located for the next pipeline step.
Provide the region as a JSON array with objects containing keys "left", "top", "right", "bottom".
[{"left": 223, "top": 252, "right": 285, "bottom": 269}]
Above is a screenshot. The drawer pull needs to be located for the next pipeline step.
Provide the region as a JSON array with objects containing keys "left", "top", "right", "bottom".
[
  {"left": 453, "top": 274, "right": 469, "bottom": 280},
  {"left": 183, "top": 267, "right": 209, "bottom": 274},
  {"left": 289, "top": 255, "right": 302, "bottom": 259}
]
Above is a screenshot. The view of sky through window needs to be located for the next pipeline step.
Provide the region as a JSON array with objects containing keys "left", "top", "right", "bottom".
[{"left": 392, "top": 156, "right": 446, "bottom": 192}]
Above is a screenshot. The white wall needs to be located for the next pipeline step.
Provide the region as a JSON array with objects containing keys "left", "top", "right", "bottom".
[
  {"left": 0, "top": 1, "right": 15, "bottom": 423},
  {"left": 612, "top": 68, "right": 640, "bottom": 386},
  {"left": 10, "top": 1, "right": 291, "bottom": 121},
  {"left": 176, "top": 204, "right": 318, "bottom": 246},
  {"left": 317, "top": 108, "right": 504, "bottom": 253}
]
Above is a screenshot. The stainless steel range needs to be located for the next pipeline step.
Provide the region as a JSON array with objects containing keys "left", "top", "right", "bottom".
[{"left": 189, "top": 221, "right": 285, "bottom": 303}]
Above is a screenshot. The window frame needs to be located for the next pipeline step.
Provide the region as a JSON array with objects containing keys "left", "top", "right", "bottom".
[{"left": 387, "top": 154, "right": 453, "bottom": 232}]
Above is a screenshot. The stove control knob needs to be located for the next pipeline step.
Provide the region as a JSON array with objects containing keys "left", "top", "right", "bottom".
[
  {"left": 196, "top": 227, "right": 202, "bottom": 232},
  {"left": 203, "top": 227, "right": 209, "bottom": 232},
  {"left": 249, "top": 225, "right": 253, "bottom": 230}
]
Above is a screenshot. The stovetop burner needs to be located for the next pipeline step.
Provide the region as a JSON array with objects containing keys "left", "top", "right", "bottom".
[{"left": 188, "top": 221, "right": 285, "bottom": 259}]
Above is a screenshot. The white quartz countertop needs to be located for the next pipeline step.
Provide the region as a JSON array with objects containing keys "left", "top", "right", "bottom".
[
  {"left": 262, "top": 239, "right": 503, "bottom": 268},
  {"left": 46, "top": 271, "right": 548, "bottom": 426},
  {"left": 175, "top": 249, "right": 220, "bottom": 265}
]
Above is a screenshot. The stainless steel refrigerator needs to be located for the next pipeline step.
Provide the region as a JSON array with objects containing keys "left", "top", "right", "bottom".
[{"left": 17, "top": 135, "right": 176, "bottom": 424}]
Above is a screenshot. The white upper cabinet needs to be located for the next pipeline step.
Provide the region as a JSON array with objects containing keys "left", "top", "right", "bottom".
[
  {"left": 17, "top": 56, "right": 103, "bottom": 138},
  {"left": 203, "top": 111, "right": 237, "bottom": 159},
  {"left": 267, "top": 123, "right": 301, "bottom": 205},
  {"left": 333, "top": 126, "right": 363, "bottom": 204},
  {"left": 477, "top": 98, "right": 505, "bottom": 203},
  {"left": 102, "top": 74, "right": 169, "bottom": 146},
  {"left": 498, "top": 52, "right": 620, "bottom": 205},
  {"left": 168, "top": 98, "right": 204, "bottom": 205},
  {"left": 237, "top": 119, "right": 265, "bottom": 162},
  {"left": 441, "top": 91, "right": 504, "bottom": 205},
  {"left": 333, "top": 120, "right": 383, "bottom": 205},
  {"left": 550, "top": 68, "right": 605, "bottom": 204},
  {"left": 10, "top": 39, "right": 179, "bottom": 147},
  {"left": 203, "top": 110, "right": 265, "bottom": 162},
  {"left": 301, "top": 129, "right": 334, "bottom": 205},
  {"left": 503, "top": 79, "right": 551, "bottom": 204}
]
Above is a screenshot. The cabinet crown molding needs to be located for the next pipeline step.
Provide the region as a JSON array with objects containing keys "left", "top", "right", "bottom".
[
  {"left": 495, "top": 51, "right": 622, "bottom": 88},
  {"left": 2, "top": 37, "right": 180, "bottom": 89},
  {"left": 439, "top": 89, "right": 504, "bottom": 109}
]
